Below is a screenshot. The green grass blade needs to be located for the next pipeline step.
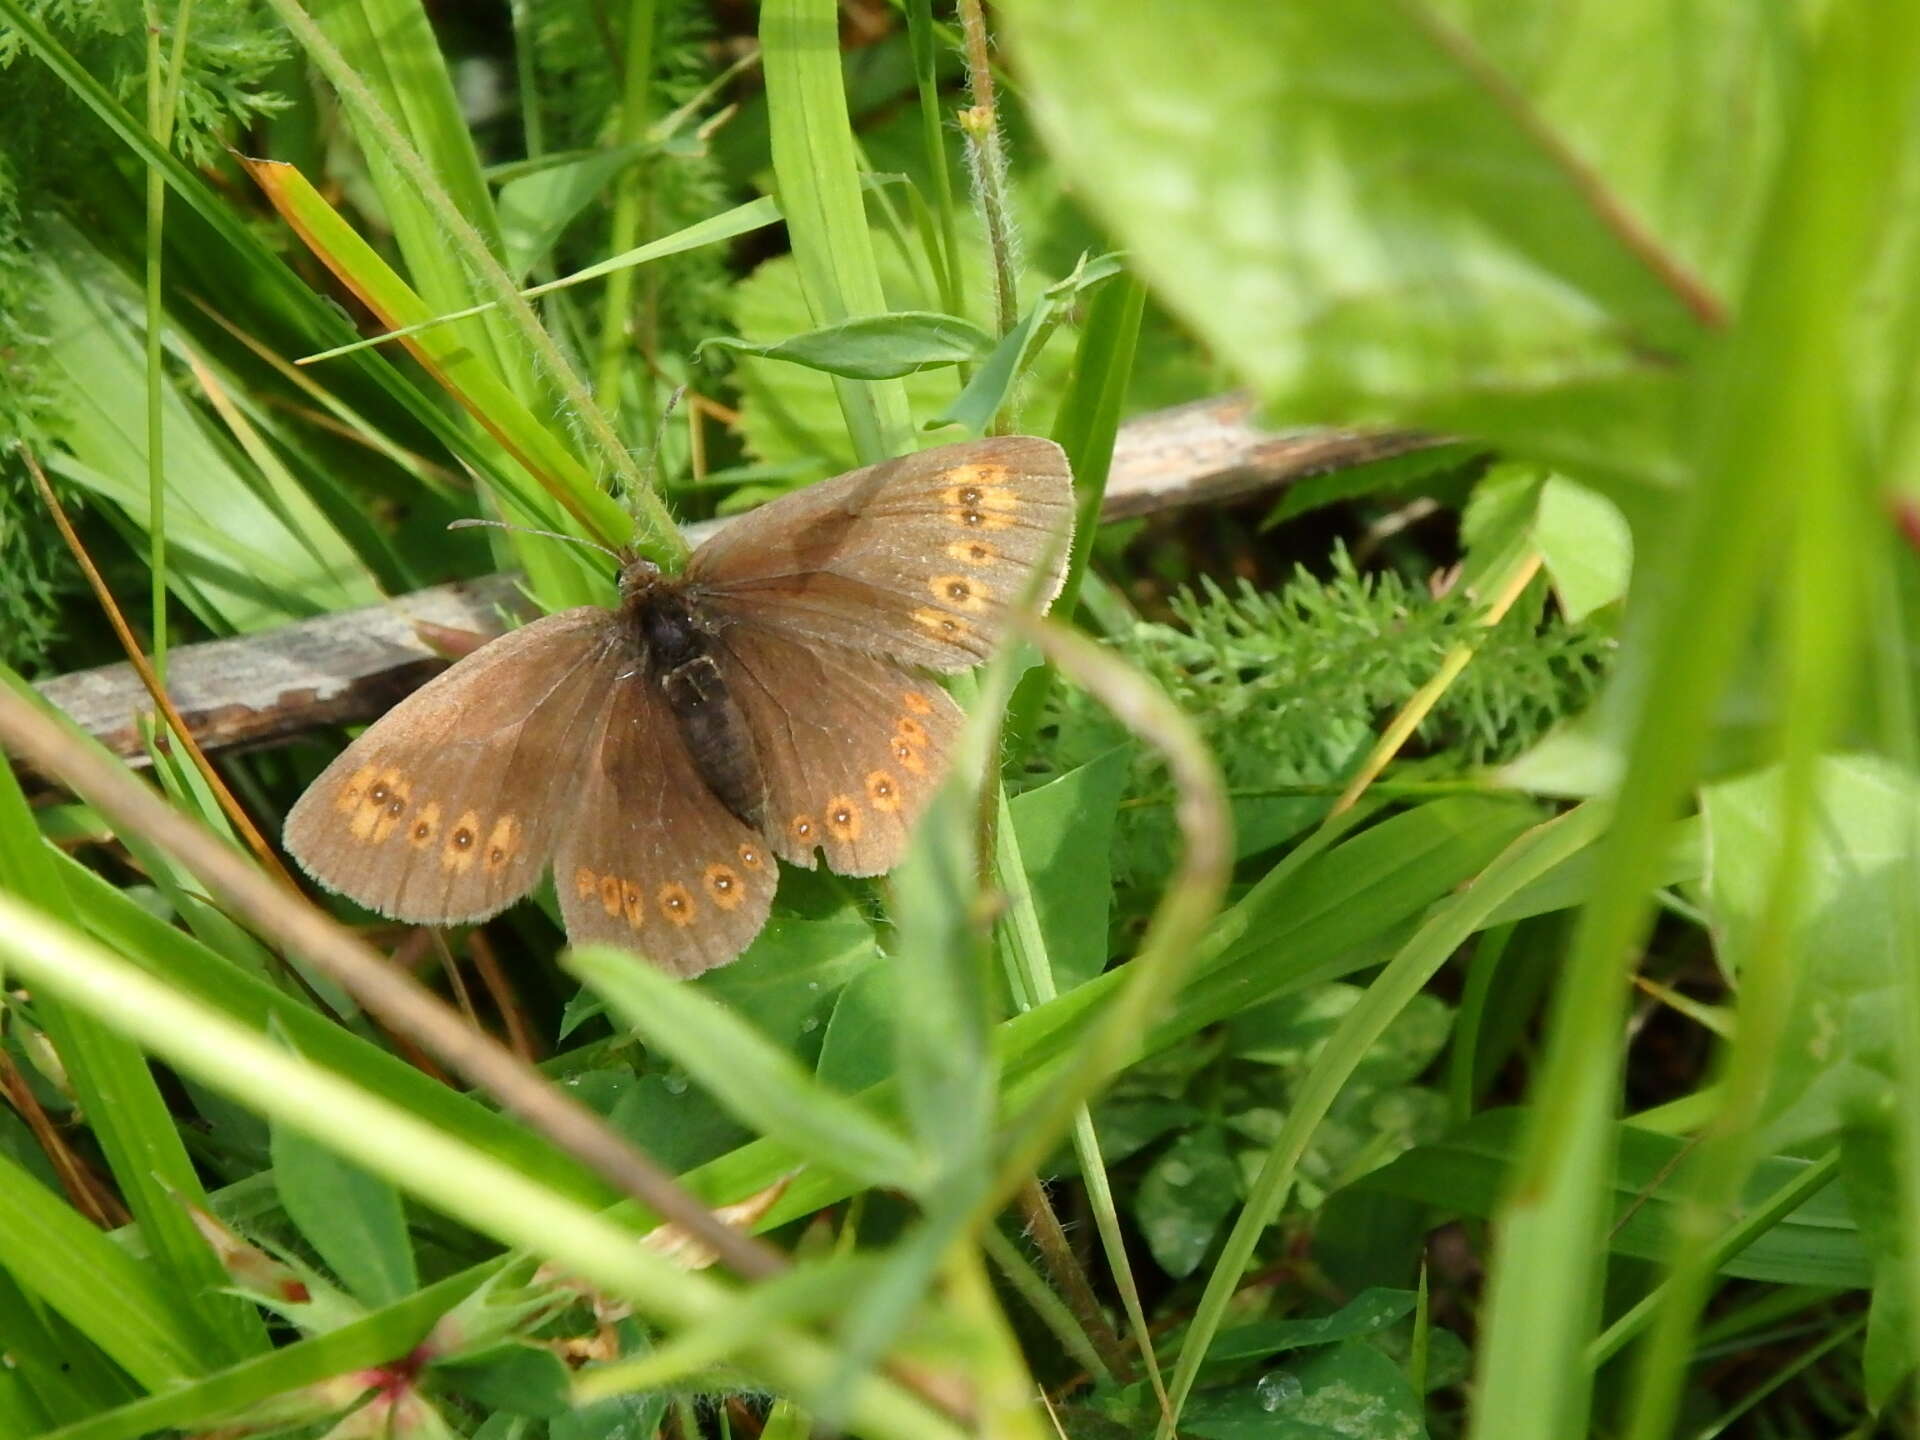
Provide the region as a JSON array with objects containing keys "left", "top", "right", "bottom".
[
  {"left": 760, "top": 0, "right": 915, "bottom": 460},
  {"left": 0, "top": 1148, "right": 207, "bottom": 1391}
]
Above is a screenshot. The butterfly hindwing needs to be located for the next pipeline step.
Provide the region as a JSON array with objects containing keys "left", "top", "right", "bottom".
[
  {"left": 284, "top": 608, "right": 618, "bottom": 925},
  {"left": 552, "top": 670, "right": 778, "bottom": 976},
  {"left": 713, "top": 621, "right": 964, "bottom": 876},
  {"left": 687, "top": 435, "right": 1073, "bottom": 672}
]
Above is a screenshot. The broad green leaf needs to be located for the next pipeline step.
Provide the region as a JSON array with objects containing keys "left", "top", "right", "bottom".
[
  {"left": 1135, "top": 1127, "right": 1240, "bottom": 1278},
  {"left": 272, "top": 1120, "right": 419, "bottom": 1309},
  {"left": 700, "top": 311, "right": 994, "bottom": 380},
  {"left": 1007, "top": 749, "right": 1130, "bottom": 991},
  {"left": 998, "top": 2, "right": 1784, "bottom": 479},
  {"left": 814, "top": 964, "right": 900, "bottom": 1096},
  {"left": 730, "top": 229, "right": 1077, "bottom": 475},
  {"left": 698, "top": 910, "right": 880, "bottom": 1054},
  {"left": 37, "top": 233, "right": 379, "bottom": 631},
  {"left": 1702, "top": 754, "right": 1920, "bottom": 1146},
  {"left": 1534, "top": 476, "right": 1633, "bottom": 620},
  {"left": 1457, "top": 464, "right": 1544, "bottom": 594},
  {"left": 1182, "top": 1340, "right": 1424, "bottom": 1440}
]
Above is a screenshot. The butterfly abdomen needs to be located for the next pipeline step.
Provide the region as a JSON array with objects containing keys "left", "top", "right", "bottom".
[{"left": 628, "top": 582, "right": 768, "bottom": 832}]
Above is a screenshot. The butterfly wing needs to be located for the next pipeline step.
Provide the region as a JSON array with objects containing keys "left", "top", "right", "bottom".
[
  {"left": 711, "top": 621, "right": 963, "bottom": 876},
  {"left": 686, "top": 436, "right": 1074, "bottom": 671},
  {"left": 285, "top": 608, "right": 619, "bottom": 925},
  {"left": 552, "top": 669, "right": 778, "bottom": 976}
]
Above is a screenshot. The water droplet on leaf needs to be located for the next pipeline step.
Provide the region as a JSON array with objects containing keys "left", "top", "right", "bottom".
[{"left": 1256, "top": 1371, "right": 1303, "bottom": 1412}]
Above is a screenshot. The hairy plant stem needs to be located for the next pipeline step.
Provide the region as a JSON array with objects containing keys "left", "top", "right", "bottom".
[
  {"left": 1016, "top": 1179, "right": 1131, "bottom": 1379},
  {"left": 955, "top": 0, "right": 1018, "bottom": 348}
]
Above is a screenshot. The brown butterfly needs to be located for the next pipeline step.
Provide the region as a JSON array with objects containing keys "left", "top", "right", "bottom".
[{"left": 284, "top": 436, "right": 1073, "bottom": 976}]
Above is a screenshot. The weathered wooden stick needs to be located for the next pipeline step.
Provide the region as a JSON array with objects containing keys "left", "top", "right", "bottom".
[{"left": 34, "top": 396, "right": 1429, "bottom": 763}]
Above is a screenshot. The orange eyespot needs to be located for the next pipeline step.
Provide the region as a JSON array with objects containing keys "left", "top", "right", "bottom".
[
  {"left": 621, "top": 881, "right": 646, "bottom": 928},
  {"left": 705, "top": 864, "right": 744, "bottom": 910},
  {"left": 442, "top": 810, "right": 483, "bottom": 872},
  {"left": 574, "top": 866, "right": 598, "bottom": 899},
  {"left": 825, "top": 797, "right": 862, "bottom": 843},
  {"left": 947, "top": 539, "right": 995, "bottom": 566},
  {"left": 911, "top": 608, "right": 969, "bottom": 639},
  {"left": 485, "top": 815, "right": 519, "bottom": 870},
  {"left": 790, "top": 815, "right": 816, "bottom": 845},
  {"left": 738, "top": 843, "right": 764, "bottom": 870},
  {"left": 659, "top": 883, "right": 697, "bottom": 927},
  {"left": 902, "top": 692, "right": 933, "bottom": 715},
  {"left": 599, "top": 874, "right": 623, "bottom": 917},
  {"left": 929, "top": 574, "right": 990, "bottom": 613},
  {"left": 866, "top": 770, "right": 902, "bottom": 812},
  {"left": 337, "top": 766, "right": 378, "bottom": 814}
]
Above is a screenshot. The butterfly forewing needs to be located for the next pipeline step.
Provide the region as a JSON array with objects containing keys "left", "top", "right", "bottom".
[
  {"left": 552, "top": 673, "right": 778, "bottom": 977},
  {"left": 285, "top": 608, "right": 619, "bottom": 925},
  {"left": 687, "top": 436, "right": 1074, "bottom": 672},
  {"left": 713, "top": 623, "right": 963, "bottom": 876}
]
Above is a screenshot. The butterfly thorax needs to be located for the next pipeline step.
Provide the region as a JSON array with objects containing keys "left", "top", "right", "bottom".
[{"left": 621, "top": 575, "right": 768, "bottom": 832}]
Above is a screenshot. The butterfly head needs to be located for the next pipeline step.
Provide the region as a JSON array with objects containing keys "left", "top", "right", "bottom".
[{"left": 616, "top": 553, "right": 666, "bottom": 602}]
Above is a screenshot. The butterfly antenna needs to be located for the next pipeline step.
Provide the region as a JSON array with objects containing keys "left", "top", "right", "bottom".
[
  {"left": 446, "top": 517, "right": 622, "bottom": 562},
  {"left": 645, "top": 384, "right": 687, "bottom": 489}
]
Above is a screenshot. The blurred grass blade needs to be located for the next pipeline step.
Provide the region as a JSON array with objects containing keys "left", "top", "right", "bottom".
[
  {"left": 761, "top": 0, "right": 915, "bottom": 460},
  {"left": 1616, "top": 11, "right": 1920, "bottom": 1435},
  {"left": 574, "top": 1256, "right": 879, "bottom": 1401},
  {"left": 565, "top": 945, "right": 925, "bottom": 1192}
]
